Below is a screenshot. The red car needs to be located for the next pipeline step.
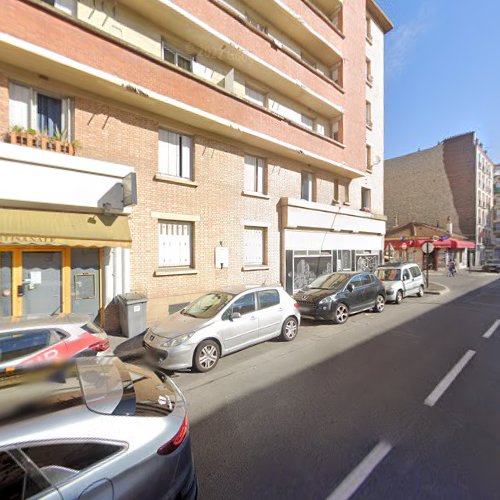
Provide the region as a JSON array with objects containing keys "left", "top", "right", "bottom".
[{"left": 0, "top": 314, "right": 112, "bottom": 371}]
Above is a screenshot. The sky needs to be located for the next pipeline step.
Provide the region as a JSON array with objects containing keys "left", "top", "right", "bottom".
[{"left": 376, "top": 0, "right": 500, "bottom": 162}]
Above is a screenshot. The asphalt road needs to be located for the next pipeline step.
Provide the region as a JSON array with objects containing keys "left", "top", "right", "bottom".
[{"left": 166, "top": 272, "right": 500, "bottom": 500}]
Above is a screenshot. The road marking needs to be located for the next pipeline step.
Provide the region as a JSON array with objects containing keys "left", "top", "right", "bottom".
[
  {"left": 424, "top": 350, "right": 476, "bottom": 407},
  {"left": 482, "top": 319, "right": 500, "bottom": 339},
  {"left": 326, "top": 441, "right": 392, "bottom": 500}
]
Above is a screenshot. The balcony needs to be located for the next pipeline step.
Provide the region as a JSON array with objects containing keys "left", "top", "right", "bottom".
[
  {"left": 280, "top": 198, "right": 386, "bottom": 234},
  {"left": 0, "top": 0, "right": 360, "bottom": 177},
  {"left": 116, "top": 0, "right": 343, "bottom": 118}
]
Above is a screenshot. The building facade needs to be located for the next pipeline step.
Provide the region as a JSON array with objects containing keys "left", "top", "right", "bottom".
[
  {"left": 494, "top": 165, "right": 500, "bottom": 259},
  {"left": 0, "top": 0, "right": 392, "bottom": 330},
  {"left": 385, "top": 132, "right": 495, "bottom": 267}
]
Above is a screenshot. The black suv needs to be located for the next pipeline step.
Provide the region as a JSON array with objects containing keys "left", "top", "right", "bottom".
[{"left": 293, "top": 272, "right": 386, "bottom": 324}]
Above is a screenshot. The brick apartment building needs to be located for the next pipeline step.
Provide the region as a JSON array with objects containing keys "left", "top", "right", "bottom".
[
  {"left": 494, "top": 165, "right": 500, "bottom": 259},
  {"left": 385, "top": 132, "right": 495, "bottom": 267},
  {"left": 0, "top": 0, "right": 392, "bottom": 331}
]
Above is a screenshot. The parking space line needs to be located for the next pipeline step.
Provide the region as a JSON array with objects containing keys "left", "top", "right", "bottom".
[
  {"left": 424, "top": 350, "right": 476, "bottom": 407},
  {"left": 482, "top": 319, "right": 500, "bottom": 339},
  {"left": 325, "top": 441, "right": 392, "bottom": 500}
]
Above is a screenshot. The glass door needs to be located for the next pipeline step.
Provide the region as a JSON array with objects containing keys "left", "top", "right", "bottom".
[
  {"left": 0, "top": 252, "right": 12, "bottom": 317},
  {"left": 22, "top": 252, "right": 62, "bottom": 315}
]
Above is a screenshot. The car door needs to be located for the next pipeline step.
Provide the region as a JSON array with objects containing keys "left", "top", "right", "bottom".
[
  {"left": 362, "top": 274, "right": 378, "bottom": 307},
  {"left": 401, "top": 268, "right": 412, "bottom": 296},
  {"left": 345, "top": 275, "right": 365, "bottom": 312},
  {"left": 409, "top": 266, "right": 423, "bottom": 293},
  {"left": 256, "top": 289, "right": 283, "bottom": 339},
  {"left": 219, "top": 292, "right": 259, "bottom": 351}
]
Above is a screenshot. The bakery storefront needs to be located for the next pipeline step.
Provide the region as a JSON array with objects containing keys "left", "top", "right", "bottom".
[{"left": 0, "top": 209, "right": 131, "bottom": 321}]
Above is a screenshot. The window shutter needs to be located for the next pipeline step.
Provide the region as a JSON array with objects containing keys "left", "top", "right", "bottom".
[
  {"left": 55, "top": 0, "right": 76, "bottom": 15},
  {"left": 256, "top": 158, "right": 264, "bottom": 194},
  {"left": 158, "top": 222, "right": 192, "bottom": 267},
  {"left": 9, "top": 82, "right": 30, "bottom": 129},
  {"left": 158, "top": 129, "right": 169, "bottom": 175},
  {"left": 180, "top": 134, "right": 192, "bottom": 180},
  {"left": 167, "top": 130, "right": 180, "bottom": 177},
  {"left": 244, "top": 228, "right": 264, "bottom": 265},
  {"left": 244, "top": 155, "right": 256, "bottom": 192}
]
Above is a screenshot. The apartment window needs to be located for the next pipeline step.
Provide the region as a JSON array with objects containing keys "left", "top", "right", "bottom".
[
  {"left": 366, "top": 16, "right": 373, "bottom": 40},
  {"left": 331, "top": 117, "right": 342, "bottom": 142},
  {"left": 366, "top": 144, "right": 372, "bottom": 170},
  {"left": 244, "top": 227, "right": 265, "bottom": 265},
  {"left": 366, "top": 101, "right": 373, "bottom": 128},
  {"left": 366, "top": 58, "right": 373, "bottom": 83},
  {"left": 331, "top": 6, "right": 343, "bottom": 32},
  {"left": 301, "top": 114, "right": 314, "bottom": 130},
  {"left": 301, "top": 52, "right": 317, "bottom": 69},
  {"left": 41, "top": 0, "right": 76, "bottom": 16},
  {"left": 301, "top": 172, "right": 314, "bottom": 202},
  {"left": 158, "top": 221, "right": 193, "bottom": 268},
  {"left": 158, "top": 128, "right": 193, "bottom": 180},
  {"left": 244, "top": 155, "right": 265, "bottom": 194},
  {"left": 333, "top": 179, "right": 339, "bottom": 203},
  {"left": 361, "top": 188, "right": 371, "bottom": 210},
  {"left": 162, "top": 41, "right": 192, "bottom": 72},
  {"left": 245, "top": 84, "right": 266, "bottom": 107},
  {"left": 245, "top": 14, "right": 268, "bottom": 34},
  {"left": 9, "top": 82, "right": 71, "bottom": 137}
]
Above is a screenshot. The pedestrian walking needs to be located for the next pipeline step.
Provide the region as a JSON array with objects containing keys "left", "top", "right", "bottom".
[{"left": 448, "top": 259, "right": 456, "bottom": 277}]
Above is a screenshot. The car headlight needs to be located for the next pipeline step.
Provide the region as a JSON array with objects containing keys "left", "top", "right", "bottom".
[
  {"left": 161, "top": 333, "right": 195, "bottom": 348},
  {"left": 318, "top": 296, "right": 333, "bottom": 305}
]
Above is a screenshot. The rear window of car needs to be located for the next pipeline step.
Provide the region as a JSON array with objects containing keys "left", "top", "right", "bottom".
[
  {"left": 0, "top": 329, "right": 59, "bottom": 362},
  {"left": 257, "top": 290, "right": 280, "bottom": 310},
  {"left": 409, "top": 266, "right": 422, "bottom": 278}
]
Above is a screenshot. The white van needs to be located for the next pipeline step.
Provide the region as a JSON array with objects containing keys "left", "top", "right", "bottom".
[{"left": 376, "top": 262, "right": 425, "bottom": 304}]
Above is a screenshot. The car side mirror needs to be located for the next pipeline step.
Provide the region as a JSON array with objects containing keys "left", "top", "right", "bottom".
[
  {"left": 230, "top": 312, "right": 242, "bottom": 320},
  {"left": 346, "top": 284, "right": 354, "bottom": 293}
]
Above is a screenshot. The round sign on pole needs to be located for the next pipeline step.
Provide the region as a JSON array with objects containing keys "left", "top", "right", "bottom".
[{"left": 422, "top": 242, "right": 435, "bottom": 254}]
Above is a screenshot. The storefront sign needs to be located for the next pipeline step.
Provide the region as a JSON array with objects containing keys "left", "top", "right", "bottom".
[{"left": 0, "top": 235, "right": 55, "bottom": 245}]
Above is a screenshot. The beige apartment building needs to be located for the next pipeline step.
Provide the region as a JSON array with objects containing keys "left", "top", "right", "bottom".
[
  {"left": 385, "top": 132, "right": 495, "bottom": 267},
  {"left": 0, "top": 0, "right": 392, "bottom": 331}
]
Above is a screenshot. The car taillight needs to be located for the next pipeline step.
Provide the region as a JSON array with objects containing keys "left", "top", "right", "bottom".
[
  {"left": 89, "top": 339, "right": 110, "bottom": 352},
  {"left": 294, "top": 302, "right": 300, "bottom": 309},
  {"left": 157, "top": 416, "right": 189, "bottom": 455}
]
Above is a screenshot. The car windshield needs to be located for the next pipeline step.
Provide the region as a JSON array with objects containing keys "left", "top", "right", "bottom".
[
  {"left": 307, "top": 273, "right": 351, "bottom": 290},
  {"left": 377, "top": 269, "right": 401, "bottom": 281},
  {"left": 183, "top": 292, "right": 235, "bottom": 319}
]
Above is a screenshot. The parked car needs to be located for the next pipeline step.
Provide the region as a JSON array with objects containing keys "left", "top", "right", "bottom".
[
  {"left": 0, "top": 356, "right": 197, "bottom": 499},
  {"left": 144, "top": 285, "right": 300, "bottom": 372},
  {"left": 0, "top": 314, "right": 112, "bottom": 371},
  {"left": 482, "top": 259, "right": 500, "bottom": 273},
  {"left": 293, "top": 271, "right": 386, "bottom": 324},
  {"left": 376, "top": 262, "right": 425, "bottom": 304}
]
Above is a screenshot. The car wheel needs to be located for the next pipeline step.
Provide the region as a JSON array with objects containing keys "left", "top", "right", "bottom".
[
  {"left": 394, "top": 290, "right": 403, "bottom": 304},
  {"left": 279, "top": 316, "right": 298, "bottom": 341},
  {"left": 193, "top": 340, "right": 220, "bottom": 373},
  {"left": 373, "top": 294, "right": 385, "bottom": 313},
  {"left": 332, "top": 303, "right": 349, "bottom": 324},
  {"left": 417, "top": 285, "right": 424, "bottom": 297}
]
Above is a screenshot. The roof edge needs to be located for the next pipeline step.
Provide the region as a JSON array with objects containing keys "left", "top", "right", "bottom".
[{"left": 367, "top": 0, "right": 394, "bottom": 33}]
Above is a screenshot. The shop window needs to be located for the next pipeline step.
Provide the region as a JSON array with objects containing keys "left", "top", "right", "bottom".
[
  {"left": 158, "top": 129, "right": 193, "bottom": 180},
  {"left": 244, "top": 155, "right": 266, "bottom": 194},
  {"left": 158, "top": 221, "right": 193, "bottom": 268}
]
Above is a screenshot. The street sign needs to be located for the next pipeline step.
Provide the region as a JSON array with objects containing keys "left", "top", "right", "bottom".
[{"left": 422, "top": 242, "right": 435, "bottom": 254}]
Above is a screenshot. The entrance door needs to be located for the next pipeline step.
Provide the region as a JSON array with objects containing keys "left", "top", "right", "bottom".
[
  {"left": 0, "top": 252, "right": 12, "bottom": 316},
  {"left": 22, "top": 252, "right": 62, "bottom": 315}
]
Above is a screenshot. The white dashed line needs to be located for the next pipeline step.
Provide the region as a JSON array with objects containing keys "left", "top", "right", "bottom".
[
  {"left": 424, "top": 350, "right": 476, "bottom": 407},
  {"left": 325, "top": 441, "right": 392, "bottom": 500},
  {"left": 482, "top": 319, "right": 500, "bottom": 339}
]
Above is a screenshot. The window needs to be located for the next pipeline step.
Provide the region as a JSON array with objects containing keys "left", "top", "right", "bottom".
[
  {"left": 361, "top": 188, "right": 371, "bottom": 210},
  {"left": 244, "top": 227, "right": 265, "bottom": 265},
  {"left": 331, "top": 117, "right": 342, "bottom": 142},
  {"left": 402, "top": 269, "right": 411, "bottom": 281},
  {"left": 301, "top": 172, "right": 314, "bottom": 202},
  {"left": 366, "top": 16, "right": 372, "bottom": 40},
  {"left": 41, "top": 0, "right": 76, "bottom": 16},
  {"left": 301, "top": 114, "right": 314, "bottom": 130},
  {"left": 410, "top": 266, "right": 422, "bottom": 278},
  {"left": 366, "top": 101, "right": 372, "bottom": 127},
  {"left": 162, "top": 41, "right": 192, "bottom": 72},
  {"left": 245, "top": 84, "right": 266, "bottom": 106},
  {"left": 341, "top": 250, "right": 351, "bottom": 270},
  {"left": 257, "top": 290, "right": 280, "bottom": 310},
  {"left": 360, "top": 274, "right": 372, "bottom": 286},
  {"left": 9, "top": 82, "right": 71, "bottom": 137},
  {"left": 366, "top": 58, "right": 373, "bottom": 82},
  {"left": 158, "top": 221, "right": 193, "bottom": 268},
  {"left": 331, "top": 62, "right": 342, "bottom": 85},
  {"left": 366, "top": 145, "right": 372, "bottom": 170},
  {"left": 349, "top": 275, "right": 364, "bottom": 289},
  {"left": 244, "top": 154, "right": 265, "bottom": 194},
  {"left": 158, "top": 128, "right": 192, "bottom": 179},
  {"left": 231, "top": 293, "right": 256, "bottom": 316}
]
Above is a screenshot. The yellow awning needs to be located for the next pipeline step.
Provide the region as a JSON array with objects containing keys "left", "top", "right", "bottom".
[{"left": 0, "top": 208, "right": 131, "bottom": 248}]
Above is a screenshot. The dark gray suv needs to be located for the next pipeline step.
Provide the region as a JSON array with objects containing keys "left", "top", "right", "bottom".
[{"left": 294, "top": 272, "right": 386, "bottom": 324}]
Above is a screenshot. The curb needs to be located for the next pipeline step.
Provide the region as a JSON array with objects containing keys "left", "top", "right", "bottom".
[{"left": 424, "top": 282, "right": 449, "bottom": 295}]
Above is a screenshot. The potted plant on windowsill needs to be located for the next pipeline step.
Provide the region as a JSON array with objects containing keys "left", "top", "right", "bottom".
[{"left": 7, "top": 125, "right": 79, "bottom": 156}]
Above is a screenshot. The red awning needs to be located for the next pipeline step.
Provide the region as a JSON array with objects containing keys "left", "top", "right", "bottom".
[{"left": 386, "top": 238, "right": 475, "bottom": 250}]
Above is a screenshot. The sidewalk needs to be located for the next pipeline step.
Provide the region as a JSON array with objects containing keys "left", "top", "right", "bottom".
[{"left": 425, "top": 281, "right": 449, "bottom": 295}]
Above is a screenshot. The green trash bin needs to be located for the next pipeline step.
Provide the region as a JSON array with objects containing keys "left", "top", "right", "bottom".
[{"left": 116, "top": 293, "right": 147, "bottom": 338}]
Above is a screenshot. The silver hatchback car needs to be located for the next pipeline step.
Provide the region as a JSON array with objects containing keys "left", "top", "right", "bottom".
[
  {"left": 0, "top": 356, "right": 197, "bottom": 499},
  {"left": 376, "top": 262, "right": 425, "bottom": 304},
  {"left": 144, "top": 285, "right": 300, "bottom": 372}
]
